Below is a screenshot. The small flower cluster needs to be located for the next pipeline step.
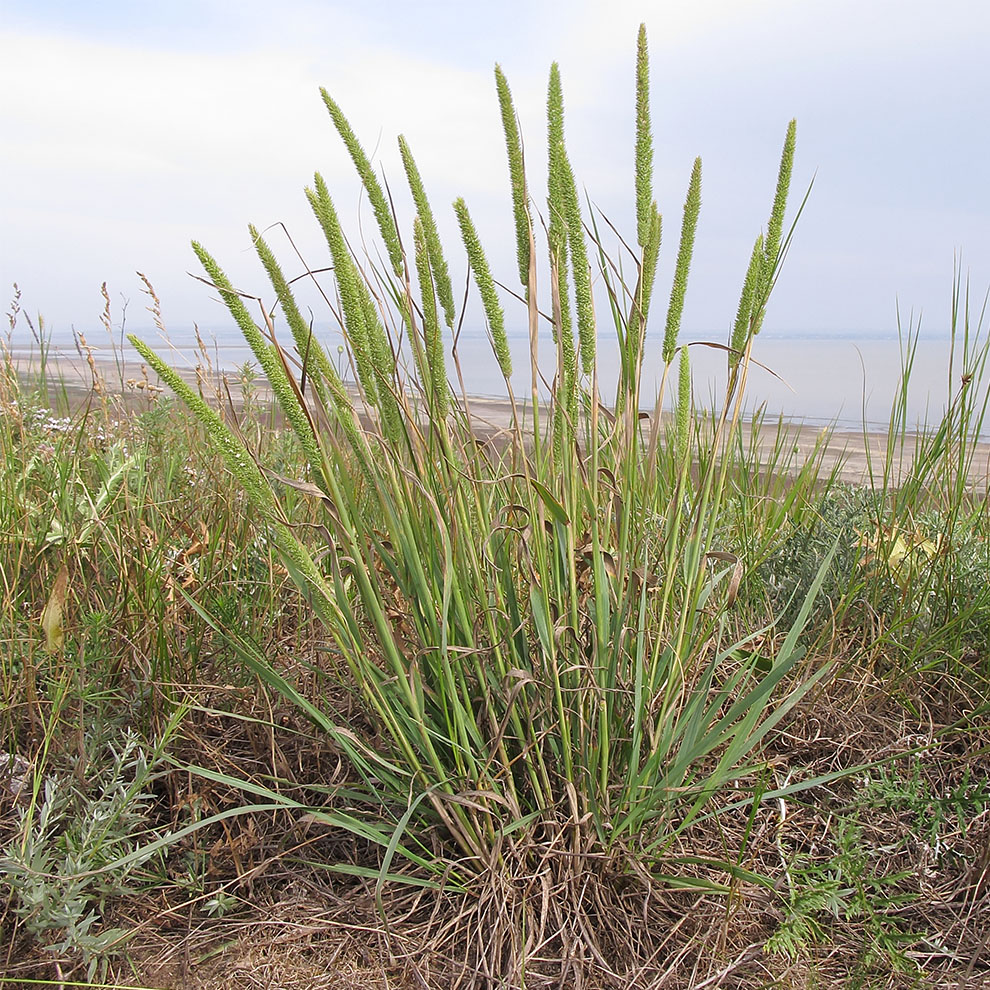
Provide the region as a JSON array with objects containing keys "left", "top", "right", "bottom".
[{"left": 26, "top": 408, "right": 73, "bottom": 435}]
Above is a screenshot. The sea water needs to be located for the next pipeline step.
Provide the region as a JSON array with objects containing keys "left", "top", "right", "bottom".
[{"left": 9, "top": 324, "right": 986, "bottom": 436}]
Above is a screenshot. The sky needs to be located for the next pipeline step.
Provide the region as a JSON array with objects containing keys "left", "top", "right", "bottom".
[{"left": 3, "top": 0, "right": 990, "bottom": 352}]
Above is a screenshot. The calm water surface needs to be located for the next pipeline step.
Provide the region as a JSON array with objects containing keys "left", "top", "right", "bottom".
[{"left": 11, "top": 325, "right": 986, "bottom": 435}]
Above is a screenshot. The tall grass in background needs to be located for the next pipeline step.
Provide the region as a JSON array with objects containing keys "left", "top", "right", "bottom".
[
  {"left": 126, "top": 23, "right": 849, "bottom": 978},
  {"left": 867, "top": 275, "right": 990, "bottom": 662},
  {"left": 828, "top": 275, "right": 990, "bottom": 676},
  {"left": 1, "top": 292, "right": 343, "bottom": 974},
  {"left": 750, "top": 270, "right": 990, "bottom": 692},
  {"left": 0, "top": 291, "right": 317, "bottom": 773}
]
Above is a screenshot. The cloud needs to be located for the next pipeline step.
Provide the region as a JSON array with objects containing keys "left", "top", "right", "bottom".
[
  {"left": 0, "top": 25, "right": 518, "bottom": 328},
  {"left": 3, "top": 0, "right": 990, "bottom": 345}
]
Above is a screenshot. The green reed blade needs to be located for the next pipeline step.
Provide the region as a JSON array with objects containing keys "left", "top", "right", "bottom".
[
  {"left": 399, "top": 135, "right": 456, "bottom": 329},
  {"left": 758, "top": 118, "right": 796, "bottom": 315},
  {"left": 453, "top": 198, "right": 512, "bottom": 378},
  {"left": 494, "top": 65, "right": 531, "bottom": 290},
  {"left": 729, "top": 234, "right": 763, "bottom": 365},
  {"left": 413, "top": 215, "right": 449, "bottom": 418},
  {"left": 662, "top": 157, "right": 702, "bottom": 364},
  {"left": 320, "top": 88, "right": 404, "bottom": 279},
  {"left": 635, "top": 23, "right": 654, "bottom": 249}
]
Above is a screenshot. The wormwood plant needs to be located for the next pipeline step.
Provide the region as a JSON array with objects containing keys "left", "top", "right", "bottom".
[
  {"left": 1, "top": 733, "right": 169, "bottom": 981},
  {"left": 131, "top": 26, "right": 828, "bottom": 982},
  {"left": 766, "top": 817, "right": 921, "bottom": 974}
]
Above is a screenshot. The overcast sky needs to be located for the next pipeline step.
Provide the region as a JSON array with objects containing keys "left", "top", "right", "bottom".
[{"left": 3, "top": 0, "right": 990, "bottom": 347}]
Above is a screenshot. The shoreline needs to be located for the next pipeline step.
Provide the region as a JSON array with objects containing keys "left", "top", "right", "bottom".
[{"left": 7, "top": 352, "right": 990, "bottom": 490}]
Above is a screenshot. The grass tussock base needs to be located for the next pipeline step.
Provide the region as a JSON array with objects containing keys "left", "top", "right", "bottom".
[{"left": 6, "top": 678, "right": 982, "bottom": 988}]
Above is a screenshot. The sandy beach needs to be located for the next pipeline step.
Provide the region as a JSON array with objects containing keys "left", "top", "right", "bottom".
[{"left": 8, "top": 351, "right": 990, "bottom": 490}]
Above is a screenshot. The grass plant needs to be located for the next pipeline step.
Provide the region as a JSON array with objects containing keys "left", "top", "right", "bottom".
[{"left": 121, "top": 25, "right": 847, "bottom": 982}]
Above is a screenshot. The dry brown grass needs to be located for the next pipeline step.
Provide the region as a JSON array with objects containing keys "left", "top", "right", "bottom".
[{"left": 5, "top": 667, "right": 987, "bottom": 989}]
